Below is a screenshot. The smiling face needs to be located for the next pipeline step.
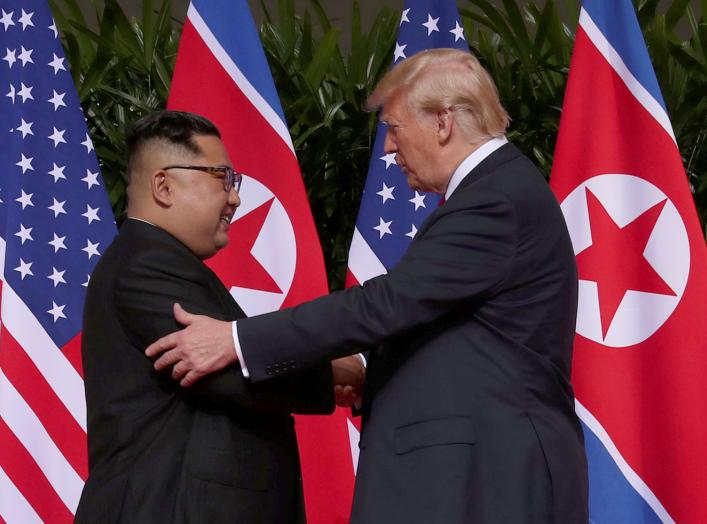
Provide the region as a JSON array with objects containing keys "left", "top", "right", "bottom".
[
  {"left": 380, "top": 90, "right": 448, "bottom": 194},
  {"left": 166, "top": 135, "right": 240, "bottom": 259}
]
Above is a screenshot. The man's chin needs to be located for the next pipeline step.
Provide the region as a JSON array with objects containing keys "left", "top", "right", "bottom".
[{"left": 215, "top": 238, "right": 228, "bottom": 252}]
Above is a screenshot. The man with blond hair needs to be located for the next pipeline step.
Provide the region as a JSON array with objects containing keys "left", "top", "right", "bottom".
[{"left": 147, "top": 49, "right": 589, "bottom": 523}]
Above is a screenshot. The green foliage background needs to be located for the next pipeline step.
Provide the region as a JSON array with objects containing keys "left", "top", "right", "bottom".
[{"left": 50, "top": 0, "right": 707, "bottom": 290}]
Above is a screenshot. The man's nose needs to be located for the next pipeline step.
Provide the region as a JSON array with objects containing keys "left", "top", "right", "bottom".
[
  {"left": 383, "top": 132, "right": 396, "bottom": 154},
  {"left": 228, "top": 187, "right": 240, "bottom": 207}
]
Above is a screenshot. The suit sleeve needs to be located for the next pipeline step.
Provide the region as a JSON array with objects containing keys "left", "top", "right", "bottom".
[
  {"left": 239, "top": 187, "right": 517, "bottom": 382},
  {"left": 113, "top": 247, "right": 334, "bottom": 414}
]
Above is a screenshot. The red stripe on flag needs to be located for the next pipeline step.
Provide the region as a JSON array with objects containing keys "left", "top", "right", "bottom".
[
  {"left": 0, "top": 418, "right": 74, "bottom": 523},
  {"left": 61, "top": 333, "right": 83, "bottom": 379},
  {"left": 345, "top": 269, "right": 360, "bottom": 289},
  {"left": 295, "top": 409, "right": 355, "bottom": 524},
  {"left": 0, "top": 333, "right": 88, "bottom": 479}
]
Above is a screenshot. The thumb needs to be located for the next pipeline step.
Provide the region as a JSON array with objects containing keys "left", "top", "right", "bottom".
[{"left": 173, "top": 302, "right": 195, "bottom": 326}]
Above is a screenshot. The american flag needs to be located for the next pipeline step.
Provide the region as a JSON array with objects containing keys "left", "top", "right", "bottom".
[
  {"left": 550, "top": 0, "right": 707, "bottom": 521},
  {"left": 344, "top": 0, "right": 470, "bottom": 474},
  {"left": 0, "top": 1, "right": 116, "bottom": 522},
  {"left": 346, "top": 0, "right": 470, "bottom": 288}
]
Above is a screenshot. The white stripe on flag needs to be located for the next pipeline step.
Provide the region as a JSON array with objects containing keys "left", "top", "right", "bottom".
[
  {"left": 579, "top": 8, "right": 677, "bottom": 144},
  {"left": 187, "top": 4, "right": 295, "bottom": 155},
  {"left": 0, "top": 237, "right": 5, "bottom": 340},
  {"left": 0, "top": 466, "right": 43, "bottom": 524},
  {"left": 0, "top": 236, "right": 6, "bottom": 280},
  {"left": 575, "top": 399, "right": 674, "bottom": 524},
  {"left": 0, "top": 370, "right": 84, "bottom": 514},
  {"left": 346, "top": 418, "right": 360, "bottom": 474},
  {"left": 1, "top": 283, "right": 86, "bottom": 431},
  {"left": 347, "top": 228, "right": 388, "bottom": 285}
]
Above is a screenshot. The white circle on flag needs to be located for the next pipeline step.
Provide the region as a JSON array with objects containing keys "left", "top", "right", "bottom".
[
  {"left": 560, "top": 174, "right": 690, "bottom": 347},
  {"left": 229, "top": 175, "right": 297, "bottom": 316}
]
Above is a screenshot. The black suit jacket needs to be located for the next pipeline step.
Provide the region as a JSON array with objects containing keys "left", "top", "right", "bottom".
[
  {"left": 237, "top": 144, "right": 588, "bottom": 523},
  {"left": 75, "top": 219, "right": 334, "bottom": 524}
]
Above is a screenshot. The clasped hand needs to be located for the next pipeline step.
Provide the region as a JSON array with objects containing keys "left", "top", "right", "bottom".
[{"left": 331, "top": 355, "right": 366, "bottom": 408}]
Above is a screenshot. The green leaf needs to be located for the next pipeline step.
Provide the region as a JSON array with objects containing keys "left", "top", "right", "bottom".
[
  {"left": 300, "top": 11, "right": 313, "bottom": 64},
  {"left": 666, "top": 0, "right": 691, "bottom": 31},
  {"left": 107, "top": 0, "right": 147, "bottom": 69},
  {"left": 501, "top": 0, "right": 532, "bottom": 50},
  {"left": 259, "top": 0, "right": 273, "bottom": 25},
  {"left": 98, "top": 85, "right": 154, "bottom": 112},
  {"left": 142, "top": 0, "right": 157, "bottom": 70},
  {"left": 637, "top": 0, "right": 660, "bottom": 27},
  {"left": 277, "top": 0, "right": 296, "bottom": 51}
]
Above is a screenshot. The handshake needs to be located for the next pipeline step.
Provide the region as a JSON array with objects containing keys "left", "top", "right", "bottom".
[
  {"left": 331, "top": 355, "right": 365, "bottom": 408},
  {"left": 144, "top": 303, "right": 366, "bottom": 408}
]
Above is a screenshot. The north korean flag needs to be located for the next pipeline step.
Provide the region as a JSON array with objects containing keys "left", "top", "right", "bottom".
[{"left": 550, "top": 0, "right": 707, "bottom": 522}]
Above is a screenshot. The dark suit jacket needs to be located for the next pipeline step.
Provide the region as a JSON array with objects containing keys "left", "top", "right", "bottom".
[
  {"left": 75, "top": 219, "right": 334, "bottom": 524},
  {"left": 237, "top": 144, "right": 588, "bottom": 523}
]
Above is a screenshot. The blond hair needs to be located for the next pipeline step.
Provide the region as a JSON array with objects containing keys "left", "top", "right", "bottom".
[{"left": 367, "top": 48, "right": 509, "bottom": 141}]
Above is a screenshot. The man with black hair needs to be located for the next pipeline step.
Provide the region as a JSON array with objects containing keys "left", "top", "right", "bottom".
[{"left": 75, "top": 111, "right": 341, "bottom": 523}]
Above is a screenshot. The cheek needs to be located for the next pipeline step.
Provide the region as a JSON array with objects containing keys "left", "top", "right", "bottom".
[
  {"left": 185, "top": 197, "right": 222, "bottom": 235},
  {"left": 211, "top": 198, "right": 230, "bottom": 228}
]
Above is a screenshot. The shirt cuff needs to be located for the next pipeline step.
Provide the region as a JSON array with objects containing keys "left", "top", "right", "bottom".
[
  {"left": 357, "top": 353, "right": 367, "bottom": 368},
  {"left": 232, "top": 321, "right": 250, "bottom": 378}
]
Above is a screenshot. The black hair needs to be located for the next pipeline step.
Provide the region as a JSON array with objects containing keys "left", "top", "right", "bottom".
[{"left": 125, "top": 110, "right": 221, "bottom": 179}]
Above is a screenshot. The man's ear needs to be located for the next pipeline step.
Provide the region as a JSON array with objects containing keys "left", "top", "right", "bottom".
[
  {"left": 150, "top": 170, "right": 173, "bottom": 207},
  {"left": 437, "top": 108, "right": 454, "bottom": 144}
]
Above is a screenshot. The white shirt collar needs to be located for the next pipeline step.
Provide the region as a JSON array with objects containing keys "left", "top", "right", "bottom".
[
  {"left": 127, "top": 216, "right": 156, "bottom": 226},
  {"left": 444, "top": 136, "right": 508, "bottom": 200}
]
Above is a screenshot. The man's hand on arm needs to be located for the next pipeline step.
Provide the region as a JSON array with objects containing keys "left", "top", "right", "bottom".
[
  {"left": 332, "top": 355, "right": 365, "bottom": 408},
  {"left": 145, "top": 303, "right": 237, "bottom": 387}
]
